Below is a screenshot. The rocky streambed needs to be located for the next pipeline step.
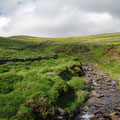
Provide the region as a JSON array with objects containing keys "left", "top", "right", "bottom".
[{"left": 73, "top": 64, "right": 120, "bottom": 120}]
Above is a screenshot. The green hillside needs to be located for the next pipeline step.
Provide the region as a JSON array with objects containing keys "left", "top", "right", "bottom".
[
  {"left": 9, "top": 32, "right": 120, "bottom": 44},
  {"left": 0, "top": 33, "right": 120, "bottom": 120}
]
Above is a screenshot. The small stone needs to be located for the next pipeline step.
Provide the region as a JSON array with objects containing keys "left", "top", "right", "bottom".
[
  {"left": 92, "top": 91, "right": 104, "bottom": 98},
  {"left": 57, "top": 116, "right": 64, "bottom": 119},
  {"left": 110, "top": 112, "right": 120, "bottom": 120},
  {"left": 110, "top": 112, "right": 117, "bottom": 117},
  {"left": 106, "top": 79, "right": 111, "bottom": 82},
  {"left": 116, "top": 107, "right": 120, "bottom": 112},
  {"left": 58, "top": 107, "right": 68, "bottom": 117}
]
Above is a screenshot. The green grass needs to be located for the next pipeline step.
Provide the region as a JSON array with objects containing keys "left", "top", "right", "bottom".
[
  {"left": 0, "top": 32, "right": 120, "bottom": 119},
  {"left": 0, "top": 56, "right": 87, "bottom": 119}
]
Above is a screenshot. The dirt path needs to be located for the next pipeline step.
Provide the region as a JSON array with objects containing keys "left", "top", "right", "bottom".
[{"left": 73, "top": 64, "right": 120, "bottom": 120}]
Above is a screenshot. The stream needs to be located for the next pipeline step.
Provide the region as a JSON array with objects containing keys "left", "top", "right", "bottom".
[{"left": 73, "top": 64, "right": 120, "bottom": 120}]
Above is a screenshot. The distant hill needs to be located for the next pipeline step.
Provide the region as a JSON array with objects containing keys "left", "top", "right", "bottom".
[{"left": 7, "top": 32, "right": 120, "bottom": 44}]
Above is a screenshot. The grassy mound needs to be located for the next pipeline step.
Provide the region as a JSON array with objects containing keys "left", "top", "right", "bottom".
[{"left": 0, "top": 58, "right": 87, "bottom": 119}]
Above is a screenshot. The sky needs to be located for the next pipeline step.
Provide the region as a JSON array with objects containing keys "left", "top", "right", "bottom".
[{"left": 0, "top": 0, "right": 120, "bottom": 37}]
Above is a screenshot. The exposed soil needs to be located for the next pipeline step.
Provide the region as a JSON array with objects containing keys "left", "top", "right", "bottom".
[
  {"left": 104, "top": 47, "right": 116, "bottom": 56},
  {"left": 0, "top": 55, "right": 58, "bottom": 65}
]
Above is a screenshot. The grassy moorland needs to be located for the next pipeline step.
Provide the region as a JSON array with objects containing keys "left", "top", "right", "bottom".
[{"left": 0, "top": 33, "right": 120, "bottom": 120}]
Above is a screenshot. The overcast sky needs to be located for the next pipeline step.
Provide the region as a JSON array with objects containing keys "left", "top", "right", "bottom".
[{"left": 0, "top": 0, "right": 120, "bottom": 37}]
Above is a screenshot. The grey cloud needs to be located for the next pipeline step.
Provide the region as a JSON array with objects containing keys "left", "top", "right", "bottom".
[
  {"left": 0, "top": 0, "right": 120, "bottom": 37},
  {"left": 68, "top": 0, "right": 120, "bottom": 17}
]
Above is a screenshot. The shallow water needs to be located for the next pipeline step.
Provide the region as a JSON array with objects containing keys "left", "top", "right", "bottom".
[{"left": 81, "top": 113, "right": 94, "bottom": 120}]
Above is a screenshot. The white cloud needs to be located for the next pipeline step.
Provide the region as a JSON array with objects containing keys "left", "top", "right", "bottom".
[
  {"left": 0, "top": 0, "right": 120, "bottom": 37},
  {"left": 0, "top": 17, "right": 10, "bottom": 28},
  {"left": 0, "top": 17, "right": 10, "bottom": 35}
]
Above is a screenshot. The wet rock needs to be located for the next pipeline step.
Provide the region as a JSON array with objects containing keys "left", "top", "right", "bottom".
[
  {"left": 57, "top": 116, "right": 64, "bottom": 120},
  {"left": 58, "top": 107, "right": 67, "bottom": 116},
  {"left": 82, "top": 106, "right": 89, "bottom": 112},
  {"left": 101, "top": 85, "right": 108, "bottom": 90},
  {"left": 55, "top": 107, "right": 69, "bottom": 120},
  {"left": 92, "top": 91, "right": 104, "bottom": 98},
  {"left": 110, "top": 112, "right": 118, "bottom": 117},
  {"left": 112, "top": 116, "right": 120, "bottom": 120},
  {"left": 116, "top": 107, "right": 120, "bottom": 112},
  {"left": 110, "top": 112, "right": 120, "bottom": 120}
]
